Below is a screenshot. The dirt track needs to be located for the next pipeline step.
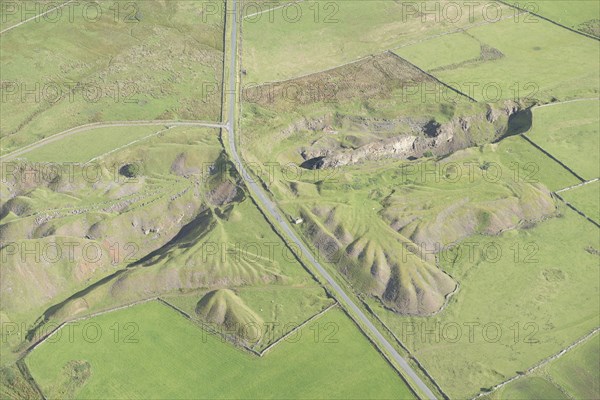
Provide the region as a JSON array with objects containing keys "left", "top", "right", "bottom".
[{"left": 0, "top": 120, "right": 226, "bottom": 161}]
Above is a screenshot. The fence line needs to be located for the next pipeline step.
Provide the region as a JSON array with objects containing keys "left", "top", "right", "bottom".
[{"left": 471, "top": 327, "right": 600, "bottom": 398}]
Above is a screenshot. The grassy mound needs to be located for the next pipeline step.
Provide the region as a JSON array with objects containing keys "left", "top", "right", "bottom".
[
  {"left": 0, "top": 128, "right": 219, "bottom": 360},
  {"left": 270, "top": 142, "right": 559, "bottom": 316},
  {"left": 195, "top": 289, "right": 264, "bottom": 345},
  {"left": 300, "top": 204, "right": 456, "bottom": 316},
  {"left": 381, "top": 180, "right": 557, "bottom": 251},
  {"left": 1, "top": 126, "right": 323, "bottom": 363}
]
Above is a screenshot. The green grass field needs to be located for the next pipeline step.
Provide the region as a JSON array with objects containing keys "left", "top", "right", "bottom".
[
  {"left": 238, "top": 6, "right": 600, "bottom": 393},
  {"left": 22, "top": 125, "right": 177, "bottom": 163},
  {"left": 526, "top": 100, "right": 600, "bottom": 180},
  {"left": 238, "top": 54, "right": 595, "bottom": 390},
  {"left": 392, "top": 31, "right": 483, "bottom": 73},
  {"left": 548, "top": 334, "right": 600, "bottom": 399},
  {"left": 1, "top": 1, "right": 224, "bottom": 155},
  {"left": 26, "top": 301, "right": 414, "bottom": 399},
  {"left": 161, "top": 286, "right": 334, "bottom": 351},
  {"left": 498, "top": 377, "right": 568, "bottom": 399},
  {"left": 504, "top": 0, "right": 600, "bottom": 37},
  {"left": 4, "top": 0, "right": 599, "bottom": 397},
  {"left": 242, "top": 0, "right": 513, "bottom": 83},
  {"left": 369, "top": 205, "right": 599, "bottom": 398},
  {"left": 494, "top": 136, "right": 580, "bottom": 191},
  {"left": 560, "top": 181, "right": 600, "bottom": 223},
  {"left": 487, "top": 333, "right": 599, "bottom": 399},
  {"left": 394, "top": 18, "right": 599, "bottom": 102}
]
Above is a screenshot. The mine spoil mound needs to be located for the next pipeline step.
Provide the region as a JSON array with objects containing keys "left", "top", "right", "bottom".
[
  {"left": 299, "top": 205, "right": 457, "bottom": 316},
  {"left": 195, "top": 289, "right": 264, "bottom": 344},
  {"left": 382, "top": 181, "right": 557, "bottom": 251},
  {"left": 298, "top": 178, "right": 556, "bottom": 316}
]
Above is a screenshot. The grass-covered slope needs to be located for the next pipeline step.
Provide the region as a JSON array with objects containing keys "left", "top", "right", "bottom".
[
  {"left": 526, "top": 100, "right": 600, "bottom": 180},
  {"left": 503, "top": 0, "right": 600, "bottom": 37},
  {"left": 240, "top": 49, "right": 558, "bottom": 317},
  {"left": 242, "top": 51, "right": 531, "bottom": 172},
  {"left": 195, "top": 289, "right": 264, "bottom": 345},
  {"left": 298, "top": 203, "right": 456, "bottom": 316},
  {"left": 561, "top": 181, "right": 600, "bottom": 224},
  {"left": 1, "top": 0, "right": 224, "bottom": 155},
  {"left": 0, "top": 126, "right": 326, "bottom": 364},
  {"left": 485, "top": 333, "right": 599, "bottom": 399},
  {"left": 264, "top": 142, "right": 560, "bottom": 316},
  {"left": 395, "top": 17, "right": 599, "bottom": 102},
  {"left": 242, "top": 0, "right": 515, "bottom": 83}
]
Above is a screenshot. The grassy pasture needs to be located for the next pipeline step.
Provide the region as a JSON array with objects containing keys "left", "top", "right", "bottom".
[
  {"left": 26, "top": 301, "right": 414, "bottom": 399},
  {"left": 493, "top": 136, "right": 579, "bottom": 191},
  {"left": 242, "top": 0, "right": 513, "bottom": 84},
  {"left": 0, "top": 0, "right": 59, "bottom": 31},
  {"left": 238, "top": 9, "right": 599, "bottom": 393},
  {"left": 22, "top": 125, "right": 174, "bottom": 163},
  {"left": 240, "top": 111, "right": 596, "bottom": 397},
  {"left": 160, "top": 286, "right": 334, "bottom": 351},
  {"left": 548, "top": 334, "right": 600, "bottom": 399},
  {"left": 487, "top": 333, "right": 599, "bottom": 399},
  {"left": 1, "top": 0, "right": 224, "bottom": 155},
  {"left": 503, "top": 0, "right": 600, "bottom": 37},
  {"left": 392, "top": 31, "right": 483, "bottom": 72},
  {"left": 497, "top": 376, "right": 568, "bottom": 399},
  {"left": 560, "top": 181, "right": 600, "bottom": 225},
  {"left": 369, "top": 205, "right": 599, "bottom": 398},
  {"left": 394, "top": 17, "right": 600, "bottom": 102},
  {"left": 526, "top": 100, "right": 600, "bottom": 181}
]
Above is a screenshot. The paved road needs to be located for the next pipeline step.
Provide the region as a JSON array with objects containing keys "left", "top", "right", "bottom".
[
  {"left": 1, "top": 120, "right": 226, "bottom": 161},
  {"left": 223, "top": 1, "right": 436, "bottom": 399}
]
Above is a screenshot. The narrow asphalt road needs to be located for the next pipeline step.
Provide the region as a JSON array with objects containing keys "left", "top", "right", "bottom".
[{"left": 223, "top": 1, "right": 437, "bottom": 399}]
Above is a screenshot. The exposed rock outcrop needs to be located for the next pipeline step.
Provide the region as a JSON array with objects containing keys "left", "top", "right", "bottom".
[{"left": 300, "top": 101, "right": 529, "bottom": 169}]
